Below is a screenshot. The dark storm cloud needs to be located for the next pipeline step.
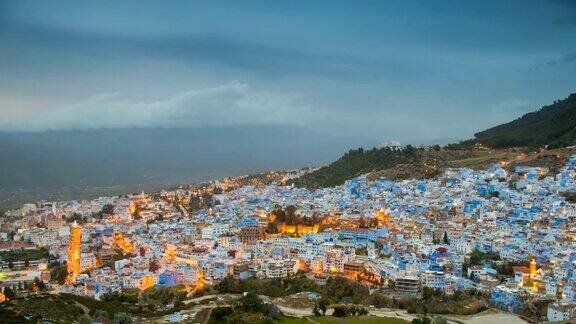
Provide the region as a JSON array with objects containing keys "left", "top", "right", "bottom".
[
  {"left": 0, "top": 18, "right": 413, "bottom": 83},
  {"left": 0, "top": 0, "right": 575, "bottom": 141}
]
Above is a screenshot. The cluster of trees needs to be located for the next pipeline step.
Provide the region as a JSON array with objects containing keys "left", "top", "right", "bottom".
[
  {"left": 324, "top": 276, "right": 369, "bottom": 303},
  {"left": 59, "top": 293, "right": 140, "bottom": 321},
  {"left": 311, "top": 298, "right": 374, "bottom": 318},
  {"left": 98, "top": 286, "right": 191, "bottom": 315},
  {"left": 140, "top": 286, "right": 187, "bottom": 307},
  {"left": 101, "top": 291, "right": 139, "bottom": 304},
  {"left": 291, "top": 145, "right": 421, "bottom": 189},
  {"left": 86, "top": 311, "right": 133, "bottom": 324},
  {"left": 2, "top": 286, "right": 16, "bottom": 300},
  {"left": 216, "top": 275, "right": 369, "bottom": 304},
  {"left": 432, "top": 231, "right": 451, "bottom": 245},
  {"left": 50, "top": 265, "right": 68, "bottom": 284},
  {"left": 210, "top": 292, "right": 281, "bottom": 323},
  {"left": 410, "top": 288, "right": 487, "bottom": 315},
  {"left": 216, "top": 275, "right": 320, "bottom": 298},
  {"left": 332, "top": 304, "right": 369, "bottom": 317},
  {"left": 356, "top": 216, "right": 380, "bottom": 229},
  {"left": 462, "top": 249, "right": 528, "bottom": 280},
  {"left": 186, "top": 192, "right": 214, "bottom": 213},
  {"left": 366, "top": 288, "right": 488, "bottom": 316},
  {"left": 412, "top": 316, "right": 448, "bottom": 324},
  {"left": 265, "top": 205, "right": 323, "bottom": 234},
  {"left": 66, "top": 212, "right": 87, "bottom": 224},
  {"left": 64, "top": 204, "right": 114, "bottom": 223},
  {"left": 468, "top": 249, "right": 500, "bottom": 265},
  {"left": 312, "top": 299, "right": 329, "bottom": 316}
]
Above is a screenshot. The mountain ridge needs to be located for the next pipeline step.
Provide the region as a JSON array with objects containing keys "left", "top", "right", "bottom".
[
  {"left": 293, "top": 92, "right": 576, "bottom": 189},
  {"left": 473, "top": 93, "right": 576, "bottom": 148}
]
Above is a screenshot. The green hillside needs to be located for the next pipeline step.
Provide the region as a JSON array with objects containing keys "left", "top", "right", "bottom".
[
  {"left": 474, "top": 93, "right": 576, "bottom": 148},
  {"left": 293, "top": 92, "right": 576, "bottom": 189},
  {"left": 291, "top": 146, "right": 483, "bottom": 189},
  {"left": 291, "top": 146, "right": 420, "bottom": 189}
]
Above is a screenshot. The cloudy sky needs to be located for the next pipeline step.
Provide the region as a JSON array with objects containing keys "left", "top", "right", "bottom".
[{"left": 1, "top": 0, "right": 575, "bottom": 142}]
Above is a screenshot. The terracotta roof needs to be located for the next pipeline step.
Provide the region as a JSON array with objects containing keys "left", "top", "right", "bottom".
[
  {"left": 0, "top": 241, "right": 36, "bottom": 251},
  {"left": 512, "top": 266, "right": 531, "bottom": 274}
]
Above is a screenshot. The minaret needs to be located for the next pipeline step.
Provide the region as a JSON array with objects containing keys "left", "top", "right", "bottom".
[{"left": 529, "top": 258, "right": 537, "bottom": 276}]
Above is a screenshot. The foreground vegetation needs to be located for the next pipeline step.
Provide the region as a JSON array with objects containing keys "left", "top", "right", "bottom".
[
  {"left": 215, "top": 274, "right": 490, "bottom": 317},
  {"left": 209, "top": 292, "right": 283, "bottom": 323},
  {"left": 0, "top": 285, "right": 197, "bottom": 323},
  {"left": 0, "top": 294, "right": 130, "bottom": 323}
]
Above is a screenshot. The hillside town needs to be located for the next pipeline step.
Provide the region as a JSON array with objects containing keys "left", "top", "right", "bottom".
[{"left": 1, "top": 156, "right": 576, "bottom": 322}]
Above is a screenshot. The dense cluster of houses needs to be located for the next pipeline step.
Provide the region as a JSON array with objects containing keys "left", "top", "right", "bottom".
[{"left": 1, "top": 156, "right": 576, "bottom": 321}]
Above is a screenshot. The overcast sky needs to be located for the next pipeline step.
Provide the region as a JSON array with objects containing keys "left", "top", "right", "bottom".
[{"left": 1, "top": 0, "right": 575, "bottom": 142}]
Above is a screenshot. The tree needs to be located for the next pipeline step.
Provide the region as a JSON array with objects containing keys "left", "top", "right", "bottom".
[
  {"left": 102, "top": 204, "right": 115, "bottom": 215},
  {"left": 113, "top": 312, "right": 133, "bottom": 324},
  {"left": 30, "top": 277, "right": 46, "bottom": 291},
  {"left": 325, "top": 276, "right": 369, "bottom": 303},
  {"left": 358, "top": 216, "right": 368, "bottom": 228},
  {"left": 174, "top": 300, "right": 185, "bottom": 309},
  {"left": 412, "top": 317, "right": 432, "bottom": 324},
  {"left": 358, "top": 307, "right": 369, "bottom": 316},
  {"left": 355, "top": 247, "right": 368, "bottom": 256},
  {"left": 67, "top": 212, "right": 85, "bottom": 224},
  {"left": 3, "top": 287, "right": 16, "bottom": 300},
  {"left": 149, "top": 260, "right": 160, "bottom": 273},
  {"left": 316, "top": 298, "right": 329, "bottom": 315},
  {"left": 265, "top": 222, "right": 278, "bottom": 234},
  {"left": 211, "top": 306, "right": 233, "bottom": 321},
  {"left": 312, "top": 305, "right": 323, "bottom": 316},
  {"left": 348, "top": 305, "right": 358, "bottom": 316},
  {"left": 369, "top": 293, "right": 391, "bottom": 308},
  {"left": 422, "top": 287, "right": 435, "bottom": 300},
  {"left": 78, "top": 315, "right": 92, "bottom": 324},
  {"left": 333, "top": 305, "right": 348, "bottom": 317},
  {"left": 432, "top": 232, "right": 440, "bottom": 244},
  {"left": 93, "top": 309, "right": 110, "bottom": 321},
  {"left": 51, "top": 265, "right": 68, "bottom": 284},
  {"left": 236, "top": 292, "right": 265, "bottom": 312},
  {"left": 442, "top": 231, "right": 450, "bottom": 245},
  {"left": 434, "top": 316, "right": 448, "bottom": 324}
]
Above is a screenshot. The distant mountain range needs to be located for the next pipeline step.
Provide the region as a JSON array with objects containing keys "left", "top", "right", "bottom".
[
  {"left": 0, "top": 126, "right": 372, "bottom": 192},
  {"left": 474, "top": 93, "right": 576, "bottom": 148}
]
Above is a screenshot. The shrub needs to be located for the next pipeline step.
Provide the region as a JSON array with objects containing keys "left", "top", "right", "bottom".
[{"left": 333, "top": 305, "right": 348, "bottom": 317}]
